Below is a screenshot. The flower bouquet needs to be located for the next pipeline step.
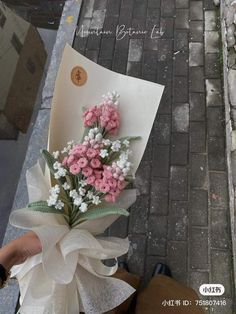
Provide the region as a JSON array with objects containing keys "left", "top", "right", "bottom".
[
  {"left": 9, "top": 45, "right": 164, "bottom": 314},
  {"left": 37, "top": 91, "right": 140, "bottom": 228}
]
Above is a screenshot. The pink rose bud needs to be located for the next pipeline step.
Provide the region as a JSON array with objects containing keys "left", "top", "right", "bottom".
[
  {"left": 69, "top": 164, "right": 81, "bottom": 175},
  {"left": 90, "top": 158, "right": 101, "bottom": 169},
  {"left": 77, "top": 157, "right": 89, "bottom": 168},
  {"left": 82, "top": 167, "right": 93, "bottom": 177}
]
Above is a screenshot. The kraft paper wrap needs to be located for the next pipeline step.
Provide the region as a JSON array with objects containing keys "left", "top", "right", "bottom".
[{"left": 10, "top": 44, "right": 164, "bottom": 314}]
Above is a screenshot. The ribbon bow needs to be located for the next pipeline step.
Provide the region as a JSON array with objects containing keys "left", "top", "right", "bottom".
[{"left": 10, "top": 163, "right": 136, "bottom": 314}]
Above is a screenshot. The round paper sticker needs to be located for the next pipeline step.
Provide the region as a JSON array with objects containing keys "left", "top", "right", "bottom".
[{"left": 71, "top": 66, "right": 87, "bottom": 86}]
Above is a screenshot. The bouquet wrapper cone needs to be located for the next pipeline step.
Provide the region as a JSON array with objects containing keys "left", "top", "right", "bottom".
[{"left": 10, "top": 44, "right": 164, "bottom": 314}]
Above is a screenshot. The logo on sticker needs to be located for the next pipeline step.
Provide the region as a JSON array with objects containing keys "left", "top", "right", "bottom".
[
  {"left": 71, "top": 66, "right": 87, "bottom": 86},
  {"left": 199, "top": 284, "right": 225, "bottom": 296}
]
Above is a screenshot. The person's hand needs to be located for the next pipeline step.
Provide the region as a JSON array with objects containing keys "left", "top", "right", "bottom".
[{"left": 0, "top": 232, "right": 42, "bottom": 271}]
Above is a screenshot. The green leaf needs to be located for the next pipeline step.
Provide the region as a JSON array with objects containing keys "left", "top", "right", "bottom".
[
  {"left": 41, "top": 149, "right": 66, "bottom": 185},
  {"left": 28, "top": 201, "right": 48, "bottom": 208},
  {"left": 41, "top": 149, "right": 56, "bottom": 175},
  {"left": 28, "top": 200, "right": 66, "bottom": 215},
  {"left": 27, "top": 205, "right": 66, "bottom": 215},
  {"left": 76, "top": 206, "right": 129, "bottom": 224}
]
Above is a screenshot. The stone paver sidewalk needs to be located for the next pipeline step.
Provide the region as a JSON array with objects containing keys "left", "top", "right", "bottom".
[{"left": 74, "top": 0, "right": 235, "bottom": 312}]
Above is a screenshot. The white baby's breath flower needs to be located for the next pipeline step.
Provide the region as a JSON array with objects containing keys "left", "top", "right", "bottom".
[
  {"left": 122, "top": 168, "right": 129, "bottom": 176},
  {"left": 70, "top": 189, "right": 79, "bottom": 199},
  {"left": 61, "top": 147, "right": 68, "bottom": 154},
  {"left": 102, "top": 91, "right": 120, "bottom": 105},
  {"left": 52, "top": 151, "right": 60, "bottom": 159},
  {"left": 55, "top": 200, "right": 64, "bottom": 210},
  {"left": 61, "top": 141, "right": 75, "bottom": 154},
  {"left": 123, "top": 140, "right": 130, "bottom": 147},
  {"left": 80, "top": 203, "right": 88, "bottom": 212},
  {"left": 62, "top": 182, "right": 70, "bottom": 190},
  {"left": 67, "top": 140, "right": 75, "bottom": 146},
  {"left": 74, "top": 197, "right": 83, "bottom": 206},
  {"left": 50, "top": 184, "right": 60, "bottom": 195},
  {"left": 95, "top": 133, "right": 103, "bottom": 141},
  {"left": 54, "top": 167, "right": 67, "bottom": 179},
  {"left": 111, "top": 140, "right": 121, "bottom": 152},
  {"left": 87, "top": 191, "right": 94, "bottom": 200},
  {"left": 90, "top": 139, "right": 96, "bottom": 146},
  {"left": 120, "top": 152, "right": 128, "bottom": 161},
  {"left": 53, "top": 161, "right": 62, "bottom": 170},
  {"left": 79, "top": 187, "right": 86, "bottom": 196},
  {"left": 88, "top": 132, "right": 95, "bottom": 140},
  {"left": 80, "top": 180, "right": 87, "bottom": 187},
  {"left": 47, "top": 195, "right": 58, "bottom": 206},
  {"left": 103, "top": 139, "right": 111, "bottom": 146},
  {"left": 92, "top": 196, "right": 101, "bottom": 205},
  {"left": 117, "top": 160, "right": 126, "bottom": 169},
  {"left": 54, "top": 172, "right": 60, "bottom": 179},
  {"left": 100, "top": 149, "right": 109, "bottom": 158},
  {"left": 127, "top": 161, "right": 132, "bottom": 167}
]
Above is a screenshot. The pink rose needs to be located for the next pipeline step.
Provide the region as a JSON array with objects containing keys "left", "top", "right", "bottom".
[
  {"left": 86, "top": 176, "right": 95, "bottom": 185},
  {"left": 95, "top": 179, "right": 103, "bottom": 189},
  {"left": 99, "top": 182, "right": 110, "bottom": 193},
  {"left": 118, "top": 180, "right": 126, "bottom": 190},
  {"left": 90, "top": 158, "right": 101, "bottom": 169},
  {"left": 94, "top": 170, "right": 102, "bottom": 179},
  {"left": 77, "top": 157, "right": 88, "bottom": 168},
  {"left": 83, "top": 109, "right": 97, "bottom": 127},
  {"left": 108, "top": 178, "right": 117, "bottom": 189},
  {"left": 106, "top": 120, "right": 117, "bottom": 131},
  {"left": 119, "top": 175, "right": 124, "bottom": 181},
  {"left": 103, "top": 169, "right": 113, "bottom": 179},
  {"left": 86, "top": 148, "right": 98, "bottom": 159},
  {"left": 67, "top": 155, "right": 75, "bottom": 166},
  {"left": 82, "top": 167, "right": 93, "bottom": 177},
  {"left": 93, "top": 106, "right": 102, "bottom": 117},
  {"left": 99, "top": 104, "right": 120, "bottom": 135},
  {"left": 110, "top": 188, "right": 120, "bottom": 196},
  {"left": 69, "top": 164, "right": 81, "bottom": 175},
  {"left": 71, "top": 144, "right": 87, "bottom": 156}
]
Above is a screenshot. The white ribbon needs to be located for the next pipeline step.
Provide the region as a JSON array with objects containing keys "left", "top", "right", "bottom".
[{"left": 10, "top": 164, "right": 137, "bottom": 314}]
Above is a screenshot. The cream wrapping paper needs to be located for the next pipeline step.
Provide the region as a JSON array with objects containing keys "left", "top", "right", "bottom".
[{"left": 10, "top": 44, "right": 164, "bottom": 314}]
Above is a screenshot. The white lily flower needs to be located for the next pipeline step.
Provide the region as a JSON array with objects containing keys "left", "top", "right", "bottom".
[
  {"left": 55, "top": 200, "right": 64, "bottom": 210},
  {"left": 102, "top": 139, "right": 111, "bottom": 146},
  {"left": 123, "top": 140, "right": 130, "bottom": 147},
  {"left": 50, "top": 185, "right": 60, "bottom": 195},
  {"left": 92, "top": 196, "right": 101, "bottom": 205},
  {"left": 74, "top": 197, "right": 83, "bottom": 206},
  {"left": 100, "top": 149, "right": 109, "bottom": 158},
  {"left": 87, "top": 191, "right": 94, "bottom": 200},
  {"left": 80, "top": 203, "right": 88, "bottom": 212},
  {"left": 62, "top": 182, "right": 70, "bottom": 190},
  {"left": 53, "top": 161, "right": 62, "bottom": 170},
  {"left": 52, "top": 151, "right": 60, "bottom": 159},
  {"left": 70, "top": 190, "right": 79, "bottom": 199},
  {"left": 80, "top": 180, "right": 87, "bottom": 187},
  {"left": 79, "top": 187, "right": 86, "bottom": 196},
  {"left": 111, "top": 140, "right": 121, "bottom": 152}
]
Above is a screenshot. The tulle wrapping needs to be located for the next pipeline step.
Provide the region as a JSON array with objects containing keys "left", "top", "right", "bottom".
[{"left": 10, "top": 45, "right": 164, "bottom": 313}]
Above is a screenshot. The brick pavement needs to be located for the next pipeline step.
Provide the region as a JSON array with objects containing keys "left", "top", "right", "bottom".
[{"left": 73, "top": 0, "right": 235, "bottom": 312}]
